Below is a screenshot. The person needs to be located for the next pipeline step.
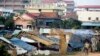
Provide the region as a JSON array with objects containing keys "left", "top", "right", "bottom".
[
  {"left": 83, "top": 39, "right": 91, "bottom": 55},
  {"left": 91, "top": 37, "right": 98, "bottom": 52}
]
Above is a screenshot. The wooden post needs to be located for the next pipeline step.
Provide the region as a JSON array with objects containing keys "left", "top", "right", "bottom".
[
  {"left": 59, "top": 34, "right": 67, "bottom": 55},
  {"left": 59, "top": 32, "right": 72, "bottom": 56},
  {"left": 12, "top": 48, "right": 17, "bottom": 56}
]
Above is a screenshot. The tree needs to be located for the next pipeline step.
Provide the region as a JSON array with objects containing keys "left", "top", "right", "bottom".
[
  {"left": 60, "top": 20, "right": 68, "bottom": 29},
  {"left": 4, "top": 13, "right": 15, "bottom": 30},
  {"left": 5, "top": 19, "right": 14, "bottom": 30},
  {"left": 0, "top": 16, "right": 5, "bottom": 24},
  {"left": 62, "top": 18, "right": 82, "bottom": 29},
  {"left": 50, "top": 20, "right": 61, "bottom": 28}
]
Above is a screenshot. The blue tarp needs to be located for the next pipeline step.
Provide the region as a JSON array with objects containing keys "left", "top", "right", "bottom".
[
  {"left": 12, "top": 30, "right": 21, "bottom": 35},
  {"left": 10, "top": 38, "right": 36, "bottom": 51}
]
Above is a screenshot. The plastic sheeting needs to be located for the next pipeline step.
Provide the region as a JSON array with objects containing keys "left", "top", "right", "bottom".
[
  {"left": 21, "top": 37, "right": 36, "bottom": 43},
  {"left": 0, "top": 37, "right": 12, "bottom": 44},
  {"left": 10, "top": 38, "right": 36, "bottom": 51},
  {"left": 64, "top": 29, "right": 94, "bottom": 35},
  {"left": 12, "top": 30, "right": 21, "bottom": 35}
]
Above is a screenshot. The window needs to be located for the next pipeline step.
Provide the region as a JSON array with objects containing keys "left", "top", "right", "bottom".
[
  {"left": 27, "top": 25, "right": 32, "bottom": 29},
  {"left": 86, "top": 8, "right": 89, "bottom": 11},
  {"left": 46, "top": 22, "right": 52, "bottom": 26},
  {"left": 16, "top": 25, "right": 23, "bottom": 29},
  {"left": 67, "top": 4, "right": 74, "bottom": 7},
  {"left": 88, "top": 17, "right": 91, "bottom": 20},
  {"left": 5, "top": 0, "right": 12, "bottom": 2},
  {"left": 96, "top": 17, "right": 99, "bottom": 21},
  {"left": 38, "top": 21, "right": 43, "bottom": 25},
  {"left": 23, "top": 0, "right": 29, "bottom": 3},
  {"left": 0, "top": 0, "right": 4, "bottom": 2}
]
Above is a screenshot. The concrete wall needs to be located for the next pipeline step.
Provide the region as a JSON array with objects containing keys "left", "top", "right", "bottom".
[{"left": 77, "top": 11, "right": 100, "bottom": 22}]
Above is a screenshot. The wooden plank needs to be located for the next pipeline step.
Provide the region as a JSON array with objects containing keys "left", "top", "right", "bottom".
[{"left": 19, "top": 32, "right": 54, "bottom": 46}]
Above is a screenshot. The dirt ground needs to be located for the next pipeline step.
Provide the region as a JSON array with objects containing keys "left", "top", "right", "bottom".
[
  {"left": 50, "top": 52, "right": 100, "bottom": 56},
  {"left": 33, "top": 51, "right": 100, "bottom": 56},
  {"left": 68, "top": 52, "right": 100, "bottom": 56}
]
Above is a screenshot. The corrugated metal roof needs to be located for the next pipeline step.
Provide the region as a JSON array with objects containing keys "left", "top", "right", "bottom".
[
  {"left": 0, "top": 37, "right": 12, "bottom": 44},
  {"left": 77, "top": 5, "right": 100, "bottom": 8},
  {"left": 82, "top": 22, "right": 100, "bottom": 26},
  {"left": 10, "top": 38, "right": 36, "bottom": 51},
  {"left": 12, "top": 30, "right": 21, "bottom": 35},
  {"left": 21, "top": 37, "right": 36, "bottom": 43},
  {"left": 64, "top": 29, "right": 94, "bottom": 35}
]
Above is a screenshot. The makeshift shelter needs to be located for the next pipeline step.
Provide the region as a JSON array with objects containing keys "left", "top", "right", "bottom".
[
  {"left": 0, "top": 37, "right": 12, "bottom": 44},
  {"left": 17, "top": 32, "right": 55, "bottom": 46},
  {"left": 0, "top": 37, "right": 27, "bottom": 55},
  {"left": 10, "top": 38, "right": 37, "bottom": 52}
]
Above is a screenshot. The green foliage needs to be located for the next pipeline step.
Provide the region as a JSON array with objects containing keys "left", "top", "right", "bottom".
[
  {"left": 63, "top": 18, "right": 82, "bottom": 29},
  {"left": 5, "top": 19, "right": 14, "bottom": 29},
  {"left": 49, "top": 18, "right": 82, "bottom": 29},
  {"left": 60, "top": 20, "right": 68, "bottom": 28},
  {"left": 19, "top": 10, "right": 26, "bottom": 15},
  {"left": 4, "top": 13, "right": 15, "bottom": 29},
  {"left": 50, "top": 20, "right": 61, "bottom": 28},
  {"left": 0, "top": 16, "right": 5, "bottom": 24}
]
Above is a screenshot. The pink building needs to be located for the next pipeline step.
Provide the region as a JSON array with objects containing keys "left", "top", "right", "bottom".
[{"left": 13, "top": 13, "right": 35, "bottom": 30}]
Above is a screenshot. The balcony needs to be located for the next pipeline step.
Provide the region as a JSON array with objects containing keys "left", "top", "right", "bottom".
[
  {"left": 25, "top": 4, "right": 66, "bottom": 10},
  {"left": 0, "top": 2, "right": 24, "bottom": 5}
]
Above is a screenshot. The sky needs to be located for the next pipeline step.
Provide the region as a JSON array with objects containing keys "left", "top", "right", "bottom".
[{"left": 74, "top": 0, "right": 100, "bottom": 6}]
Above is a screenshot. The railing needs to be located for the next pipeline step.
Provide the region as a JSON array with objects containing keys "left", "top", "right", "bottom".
[{"left": 25, "top": 5, "right": 66, "bottom": 10}]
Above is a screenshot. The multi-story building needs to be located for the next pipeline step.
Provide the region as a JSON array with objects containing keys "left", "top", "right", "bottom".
[
  {"left": 0, "top": 0, "right": 30, "bottom": 12},
  {"left": 25, "top": 0, "right": 75, "bottom": 19},
  {"left": 25, "top": 0, "right": 66, "bottom": 13},
  {"left": 64, "top": 0, "right": 74, "bottom": 13},
  {"left": 63, "top": 0, "right": 77, "bottom": 19},
  {"left": 75, "top": 5, "right": 100, "bottom": 28}
]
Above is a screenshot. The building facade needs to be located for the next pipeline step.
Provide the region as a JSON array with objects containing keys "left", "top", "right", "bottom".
[
  {"left": 64, "top": 0, "right": 74, "bottom": 13},
  {"left": 0, "top": 0, "right": 31, "bottom": 12},
  {"left": 75, "top": 5, "right": 100, "bottom": 28},
  {"left": 25, "top": 1, "right": 67, "bottom": 14},
  {"left": 25, "top": 0, "right": 75, "bottom": 18},
  {"left": 13, "top": 13, "right": 35, "bottom": 31}
]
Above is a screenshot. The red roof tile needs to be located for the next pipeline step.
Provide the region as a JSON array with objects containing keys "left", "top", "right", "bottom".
[
  {"left": 26, "top": 13, "right": 38, "bottom": 18},
  {"left": 39, "top": 12, "right": 58, "bottom": 18},
  {"left": 64, "top": 1, "right": 74, "bottom": 3},
  {"left": 42, "top": 0, "right": 58, "bottom": 3},
  {"left": 76, "top": 5, "right": 100, "bottom": 8},
  {"left": 25, "top": 12, "right": 58, "bottom": 19}
]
